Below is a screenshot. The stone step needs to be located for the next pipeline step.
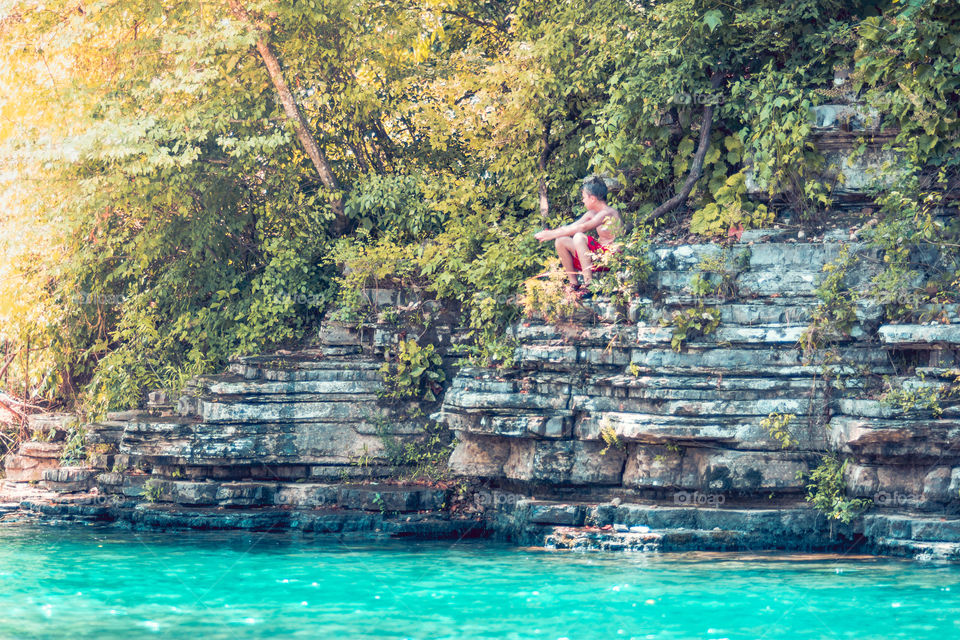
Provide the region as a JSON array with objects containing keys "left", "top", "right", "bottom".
[
  {"left": 514, "top": 320, "right": 875, "bottom": 348},
  {"left": 198, "top": 398, "right": 386, "bottom": 423},
  {"left": 102, "top": 477, "right": 447, "bottom": 512},
  {"left": 576, "top": 412, "right": 827, "bottom": 450},
  {"left": 449, "top": 391, "right": 819, "bottom": 418},
  {"left": 871, "top": 537, "right": 960, "bottom": 561},
  {"left": 206, "top": 378, "right": 383, "bottom": 398},
  {"left": 580, "top": 373, "right": 862, "bottom": 393},
  {"left": 228, "top": 355, "right": 382, "bottom": 380},
  {"left": 836, "top": 398, "right": 960, "bottom": 419},
  {"left": 118, "top": 418, "right": 427, "bottom": 465},
  {"left": 515, "top": 501, "right": 842, "bottom": 551},
  {"left": 635, "top": 324, "right": 805, "bottom": 345},
  {"left": 831, "top": 416, "right": 960, "bottom": 461},
  {"left": 514, "top": 344, "right": 892, "bottom": 372},
  {"left": 40, "top": 467, "right": 95, "bottom": 492},
  {"left": 449, "top": 433, "right": 812, "bottom": 492},
  {"left": 649, "top": 241, "right": 864, "bottom": 272},
  {"left": 863, "top": 513, "right": 960, "bottom": 543},
  {"left": 653, "top": 270, "right": 824, "bottom": 297},
  {"left": 444, "top": 406, "right": 828, "bottom": 450},
  {"left": 879, "top": 324, "right": 960, "bottom": 348},
  {"left": 843, "top": 462, "right": 959, "bottom": 510},
  {"left": 658, "top": 300, "right": 817, "bottom": 325},
  {"left": 519, "top": 500, "right": 818, "bottom": 530}
]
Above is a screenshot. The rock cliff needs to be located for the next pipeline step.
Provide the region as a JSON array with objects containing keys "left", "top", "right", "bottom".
[{"left": 4, "top": 233, "right": 960, "bottom": 560}]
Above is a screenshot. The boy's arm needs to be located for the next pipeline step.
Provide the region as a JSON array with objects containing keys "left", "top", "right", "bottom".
[{"left": 535, "top": 211, "right": 604, "bottom": 242}]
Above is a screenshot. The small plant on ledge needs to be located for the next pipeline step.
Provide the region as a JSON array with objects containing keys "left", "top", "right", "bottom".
[
  {"left": 798, "top": 454, "right": 872, "bottom": 524},
  {"left": 760, "top": 412, "right": 798, "bottom": 449},
  {"left": 800, "top": 244, "right": 859, "bottom": 356},
  {"left": 879, "top": 371, "right": 960, "bottom": 419},
  {"left": 378, "top": 338, "right": 446, "bottom": 402},
  {"left": 143, "top": 479, "right": 163, "bottom": 503},
  {"left": 599, "top": 418, "right": 626, "bottom": 456},
  {"left": 663, "top": 304, "right": 721, "bottom": 352}
]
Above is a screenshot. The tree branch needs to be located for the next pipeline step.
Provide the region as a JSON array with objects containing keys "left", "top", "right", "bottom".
[
  {"left": 229, "top": 1, "right": 348, "bottom": 234},
  {"left": 537, "top": 117, "right": 591, "bottom": 218},
  {"left": 649, "top": 72, "right": 724, "bottom": 221},
  {"left": 441, "top": 9, "right": 509, "bottom": 34}
]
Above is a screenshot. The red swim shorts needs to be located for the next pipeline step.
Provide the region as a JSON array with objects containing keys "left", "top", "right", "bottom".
[{"left": 572, "top": 236, "right": 609, "bottom": 272}]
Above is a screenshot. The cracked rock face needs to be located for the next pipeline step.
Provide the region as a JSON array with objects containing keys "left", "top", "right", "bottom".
[
  {"left": 19, "top": 237, "right": 959, "bottom": 557},
  {"left": 438, "top": 240, "right": 959, "bottom": 518}
]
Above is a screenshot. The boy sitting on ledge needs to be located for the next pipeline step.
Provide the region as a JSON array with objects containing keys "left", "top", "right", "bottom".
[{"left": 534, "top": 177, "right": 622, "bottom": 296}]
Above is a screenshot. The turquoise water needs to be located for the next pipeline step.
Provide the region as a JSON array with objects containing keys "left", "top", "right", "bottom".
[{"left": 1, "top": 524, "right": 958, "bottom": 639}]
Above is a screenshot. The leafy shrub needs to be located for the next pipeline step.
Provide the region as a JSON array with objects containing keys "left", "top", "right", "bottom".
[
  {"left": 328, "top": 234, "right": 423, "bottom": 322},
  {"left": 760, "top": 412, "right": 798, "bottom": 449},
  {"left": 799, "top": 454, "right": 872, "bottom": 524},
  {"left": 375, "top": 417, "right": 455, "bottom": 483},
  {"left": 663, "top": 304, "right": 721, "bottom": 352},
  {"left": 345, "top": 174, "right": 447, "bottom": 240},
  {"left": 379, "top": 338, "right": 446, "bottom": 402},
  {"left": 586, "top": 224, "right": 655, "bottom": 315},
  {"left": 521, "top": 259, "right": 582, "bottom": 323},
  {"left": 690, "top": 170, "right": 772, "bottom": 236},
  {"left": 599, "top": 419, "right": 626, "bottom": 456},
  {"left": 142, "top": 479, "right": 164, "bottom": 503},
  {"left": 800, "top": 245, "right": 859, "bottom": 355}
]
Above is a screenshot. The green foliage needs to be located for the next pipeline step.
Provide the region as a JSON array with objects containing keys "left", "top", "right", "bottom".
[
  {"left": 690, "top": 249, "right": 750, "bottom": 300},
  {"left": 345, "top": 174, "right": 448, "bottom": 240},
  {"left": 663, "top": 304, "right": 721, "bottom": 352},
  {"left": 852, "top": 0, "right": 960, "bottom": 319},
  {"left": 586, "top": 225, "right": 656, "bottom": 316},
  {"left": 879, "top": 372, "right": 960, "bottom": 419},
  {"left": 799, "top": 454, "right": 872, "bottom": 524},
  {"left": 860, "top": 172, "right": 957, "bottom": 322},
  {"left": 760, "top": 413, "right": 798, "bottom": 449},
  {"left": 59, "top": 424, "right": 87, "bottom": 465},
  {"left": 521, "top": 260, "right": 582, "bottom": 323},
  {"left": 691, "top": 171, "right": 772, "bottom": 236},
  {"left": 372, "top": 492, "right": 386, "bottom": 516},
  {"left": 329, "top": 235, "right": 423, "bottom": 323},
  {"left": 801, "top": 245, "right": 860, "bottom": 355},
  {"left": 31, "top": 426, "right": 57, "bottom": 443},
  {"left": 374, "top": 417, "right": 455, "bottom": 483},
  {"left": 5, "top": 0, "right": 960, "bottom": 415},
  {"left": 598, "top": 418, "right": 625, "bottom": 456},
  {"left": 142, "top": 479, "right": 164, "bottom": 503},
  {"left": 853, "top": 0, "right": 960, "bottom": 167},
  {"left": 730, "top": 61, "right": 836, "bottom": 223},
  {"left": 379, "top": 339, "right": 446, "bottom": 402}
]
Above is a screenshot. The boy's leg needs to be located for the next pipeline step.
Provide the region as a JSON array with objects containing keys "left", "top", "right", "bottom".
[
  {"left": 572, "top": 232, "right": 593, "bottom": 284},
  {"left": 555, "top": 237, "right": 580, "bottom": 286}
]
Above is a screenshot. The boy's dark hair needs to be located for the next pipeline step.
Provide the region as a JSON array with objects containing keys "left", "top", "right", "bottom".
[{"left": 582, "top": 177, "right": 608, "bottom": 202}]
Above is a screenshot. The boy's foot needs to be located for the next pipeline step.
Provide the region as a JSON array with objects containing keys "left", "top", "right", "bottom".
[{"left": 564, "top": 283, "right": 583, "bottom": 300}]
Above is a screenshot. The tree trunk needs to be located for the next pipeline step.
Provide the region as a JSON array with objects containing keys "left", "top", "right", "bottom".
[
  {"left": 229, "top": 1, "right": 348, "bottom": 234},
  {"left": 650, "top": 72, "right": 724, "bottom": 220},
  {"left": 538, "top": 124, "right": 560, "bottom": 219}
]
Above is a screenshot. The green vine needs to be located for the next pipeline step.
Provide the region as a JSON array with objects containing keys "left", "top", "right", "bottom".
[{"left": 800, "top": 244, "right": 859, "bottom": 355}]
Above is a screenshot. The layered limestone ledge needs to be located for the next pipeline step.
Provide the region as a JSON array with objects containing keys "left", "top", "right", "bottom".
[{"left": 6, "top": 237, "right": 960, "bottom": 558}]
